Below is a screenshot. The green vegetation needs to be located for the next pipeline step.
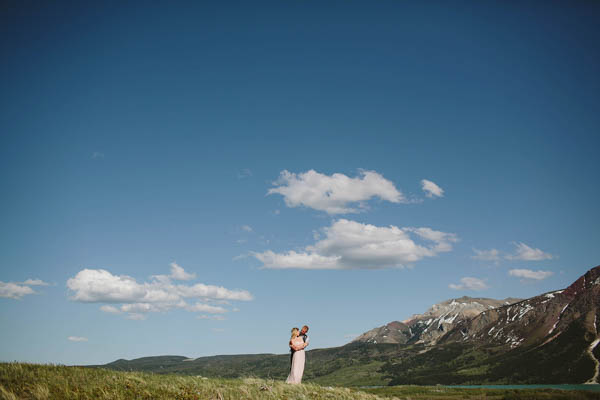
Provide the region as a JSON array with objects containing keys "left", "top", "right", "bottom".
[
  {"left": 309, "top": 361, "right": 389, "bottom": 387},
  {"left": 0, "top": 362, "right": 379, "bottom": 400},
  {"left": 382, "top": 321, "right": 598, "bottom": 385},
  {"left": 1, "top": 362, "right": 599, "bottom": 400},
  {"left": 92, "top": 343, "right": 415, "bottom": 385}
]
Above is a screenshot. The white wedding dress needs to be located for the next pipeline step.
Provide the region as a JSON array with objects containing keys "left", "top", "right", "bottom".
[{"left": 286, "top": 336, "right": 305, "bottom": 384}]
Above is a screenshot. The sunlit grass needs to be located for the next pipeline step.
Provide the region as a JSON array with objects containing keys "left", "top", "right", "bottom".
[
  {"left": 0, "top": 362, "right": 386, "bottom": 400},
  {"left": 1, "top": 362, "right": 598, "bottom": 399}
]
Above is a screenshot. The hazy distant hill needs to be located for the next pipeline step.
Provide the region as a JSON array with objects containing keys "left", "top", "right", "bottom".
[{"left": 89, "top": 265, "right": 600, "bottom": 385}]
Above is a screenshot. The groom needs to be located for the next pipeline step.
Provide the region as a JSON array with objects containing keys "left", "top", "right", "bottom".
[{"left": 290, "top": 325, "right": 310, "bottom": 365}]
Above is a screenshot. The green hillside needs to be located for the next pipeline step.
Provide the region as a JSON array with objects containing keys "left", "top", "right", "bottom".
[
  {"left": 89, "top": 342, "right": 415, "bottom": 386},
  {"left": 1, "top": 362, "right": 598, "bottom": 400},
  {"left": 383, "top": 320, "right": 596, "bottom": 385}
]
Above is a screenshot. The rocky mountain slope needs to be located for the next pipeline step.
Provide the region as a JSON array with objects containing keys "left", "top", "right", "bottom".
[
  {"left": 384, "top": 265, "right": 600, "bottom": 384},
  {"left": 442, "top": 266, "right": 600, "bottom": 351},
  {"left": 352, "top": 296, "right": 521, "bottom": 345}
]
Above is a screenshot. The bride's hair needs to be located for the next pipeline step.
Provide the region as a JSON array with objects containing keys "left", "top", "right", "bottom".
[{"left": 290, "top": 327, "right": 299, "bottom": 339}]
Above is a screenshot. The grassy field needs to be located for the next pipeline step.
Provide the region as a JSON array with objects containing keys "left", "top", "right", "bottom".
[{"left": 1, "top": 362, "right": 599, "bottom": 400}]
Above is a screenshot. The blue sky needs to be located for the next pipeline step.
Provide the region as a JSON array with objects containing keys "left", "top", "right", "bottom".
[{"left": 1, "top": 1, "right": 599, "bottom": 365}]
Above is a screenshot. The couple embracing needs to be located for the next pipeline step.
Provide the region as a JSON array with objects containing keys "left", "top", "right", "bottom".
[{"left": 286, "top": 325, "right": 309, "bottom": 384}]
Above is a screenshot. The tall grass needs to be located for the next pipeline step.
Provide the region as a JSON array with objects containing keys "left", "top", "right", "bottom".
[
  {"left": 1, "top": 362, "right": 598, "bottom": 399},
  {"left": 0, "top": 362, "right": 384, "bottom": 400}
]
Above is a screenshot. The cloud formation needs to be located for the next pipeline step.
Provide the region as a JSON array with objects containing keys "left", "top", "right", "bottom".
[
  {"left": 505, "top": 242, "right": 554, "bottom": 261},
  {"left": 0, "top": 278, "right": 50, "bottom": 299},
  {"left": 449, "top": 277, "right": 489, "bottom": 291},
  {"left": 252, "top": 219, "right": 458, "bottom": 270},
  {"left": 267, "top": 169, "right": 405, "bottom": 214},
  {"left": 67, "top": 263, "right": 252, "bottom": 320},
  {"left": 199, "top": 315, "right": 226, "bottom": 321},
  {"left": 99, "top": 305, "right": 121, "bottom": 314},
  {"left": 168, "top": 262, "right": 196, "bottom": 281},
  {"left": 421, "top": 179, "right": 444, "bottom": 198},
  {"left": 21, "top": 279, "right": 50, "bottom": 286},
  {"left": 508, "top": 269, "right": 554, "bottom": 280},
  {"left": 68, "top": 336, "right": 88, "bottom": 342},
  {"left": 471, "top": 248, "right": 500, "bottom": 262}
]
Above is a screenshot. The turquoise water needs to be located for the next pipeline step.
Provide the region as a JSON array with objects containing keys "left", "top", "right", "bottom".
[
  {"left": 448, "top": 384, "right": 600, "bottom": 392},
  {"left": 360, "top": 384, "right": 600, "bottom": 392}
]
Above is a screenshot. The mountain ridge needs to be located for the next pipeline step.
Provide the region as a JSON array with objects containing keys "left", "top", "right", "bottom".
[{"left": 352, "top": 296, "right": 522, "bottom": 346}]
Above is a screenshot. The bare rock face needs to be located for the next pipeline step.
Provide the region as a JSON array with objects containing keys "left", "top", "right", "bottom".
[
  {"left": 354, "top": 266, "right": 600, "bottom": 352},
  {"left": 351, "top": 321, "right": 412, "bottom": 344},
  {"left": 352, "top": 296, "right": 521, "bottom": 345},
  {"left": 405, "top": 296, "right": 522, "bottom": 344},
  {"left": 441, "top": 265, "right": 600, "bottom": 350}
]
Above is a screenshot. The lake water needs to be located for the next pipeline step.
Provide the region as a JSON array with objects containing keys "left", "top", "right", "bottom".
[
  {"left": 448, "top": 384, "right": 600, "bottom": 392},
  {"left": 361, "top": 384, "right": 600, "bottom": 392}
]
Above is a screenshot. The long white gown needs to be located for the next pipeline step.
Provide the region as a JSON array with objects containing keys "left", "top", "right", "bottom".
[{"left": 286, "top": 336, "right": 305, "bottom": 384}]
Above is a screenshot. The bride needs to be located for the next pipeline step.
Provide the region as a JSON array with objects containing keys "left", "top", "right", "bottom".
[{"left": 286, "top": 327, "right": 307, "bottom": 384}]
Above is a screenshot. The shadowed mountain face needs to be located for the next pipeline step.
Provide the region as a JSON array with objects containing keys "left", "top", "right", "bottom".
[
  {"left": 91, "top": 265, "right": 600, "bottom": 385},
  {"left": 385, "top": 265, "right": 600, "bottom": 385},
  {"left": 352, "top": 296, "right": 521, "bottom": 345},
  {"left": 441, "top": 266, "right": 600, "bottom": 349}
]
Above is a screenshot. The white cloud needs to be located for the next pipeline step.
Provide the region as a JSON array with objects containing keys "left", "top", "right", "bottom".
[
  {"left": 67, "top": 269, "right": 146, "bottom": 303},
  {"left": 403, "top": 227, "right": 458, "bottom": 252},
  {"left": 207, "top": 299, "right": 230, "bottom": 305},
  {"left": 252, "top": 219, "right": 458, "bottom": 270},
  {"left": 21, "top": 279, "right": 50, "bottom": 286},
  {"left": 120, "top": 303, "right": 162, "bottom": 313},
  {"left": 199, "top": 315, "right": 226, "bottom": 321},
  {"left": 472, "top": 248, "right": 500, "bottom": 263},
  {"left": 267, "top": 169, "right": 405, "bottom": 214},
  {"left": 174, "top": 282, "right": 253, "bottom": 301},
  {"left": 169, "top": 262, "right": 196, "bottom": 281},
  {"left": 184, "top": 302, "right": 227, "bottom": 314},
  {"left": 421, "top": 179, "right": 444, "bottom": 198},
  {"left": 509, "top": 269, "right": 554, "bottom": 280},
  {"left": 254, "top": 250, "right": 341, "bottom": 270},
  {"left": 232, "top": 254, "right": 249, "bottom": 261},
  {"left": 0, "top": 277, "right": 52, "bottom": 299},
  {"left": 126, "top": 313, "right": 146, "bottom": 320},
  {"left": 68, "top": 336, "right": 88, "bottom": 342},
  {"left": 241, "top": 225, "right": 253, "bottom": 232},
  {"left": 66, "top": 264, "right": 253, "bottom": 320},
  {"left": 100, "top": 305, "right": 121, "bottom": 314},
  {"left": 449, "top": 277, "right": 489, "bottom": 291},
  {"left": 505, "top": 242, "right": 554, "bottom": 261},
  {"left": 0, "top": 281, "right": 36, "bottom": 299},
  {"left": 91, "top": 152, "right": 104, "bottom": 160}
]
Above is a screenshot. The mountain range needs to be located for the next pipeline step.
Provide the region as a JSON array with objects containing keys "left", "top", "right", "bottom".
[
  {"left": 352, "top": 296, "right": 522, "bottom": 345},
  {"left": 87, "top": 264, "right": 600, "bottom": 385}
]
